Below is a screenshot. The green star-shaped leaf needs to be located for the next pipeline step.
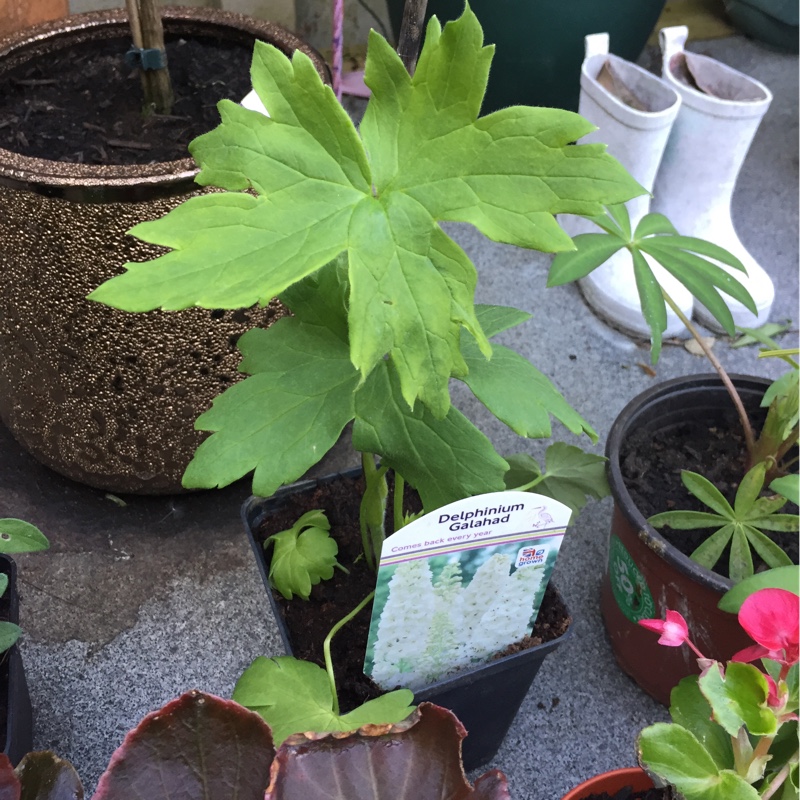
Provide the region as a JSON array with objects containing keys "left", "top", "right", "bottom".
[{"left": 89, "top": 6, "right": 640, "bottom": 416}]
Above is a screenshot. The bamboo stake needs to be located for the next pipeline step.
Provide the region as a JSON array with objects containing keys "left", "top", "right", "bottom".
[
  {"left": 125, "top": 0, "right": 174, "bottom": 115},
  {"left": 396, "top": 0, "right": 428, "bottom": 75}
]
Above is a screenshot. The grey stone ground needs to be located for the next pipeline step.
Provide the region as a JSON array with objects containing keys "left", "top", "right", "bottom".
[{"left": 2, "top": 34, "right": 797, "bottom": 799}]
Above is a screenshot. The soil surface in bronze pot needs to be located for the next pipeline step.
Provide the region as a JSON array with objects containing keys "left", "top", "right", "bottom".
[{"left": 0, "top": 34, "right": 253, "bottom": 164}]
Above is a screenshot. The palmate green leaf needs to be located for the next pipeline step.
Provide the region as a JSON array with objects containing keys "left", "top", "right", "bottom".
[
  {"left": 181, "top": 318, "right": 359, "bottom": 496},
  {"left": 503, "top": 445, "right": 609, "bottom": 519},
  {"left": 733, "top": 322, "right": 791, "bottom": 349},
  {"left": 268, "top": 510, "right": 339, "bottom": 600},
  {"left": 638, "top": 723, "right": 761, "bottom": 800},
  {"left": 0, "top": 518, "right": 49, "bottom": 553},
  {"left": 233, "top": 656, "right": 415, "bottom": 746},
  {"left": 89, "top": 6, "right": 640, "bottom": 418},
  {"left": 698, "top": 661, "right": 776, "bottom": 738},
  {"left": 362, "top": 13, "right": 642, "bottom": 250},
  {"left": 459, "top": 307, "right": 596, "bottom": 442},
  {"left": 352, "top": 361, "right": 508, "bottom": 511},
  {"left": 547, "top": 234, "right": 627, "bottom": 286}
]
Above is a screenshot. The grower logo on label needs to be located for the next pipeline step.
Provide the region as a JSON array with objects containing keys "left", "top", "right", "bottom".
[{"left": 515, "top": 544, "right": 547, "bottom": 568}]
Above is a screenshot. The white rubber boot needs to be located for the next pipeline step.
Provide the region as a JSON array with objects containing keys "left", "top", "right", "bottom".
[
  {"left": 653, "top": 26, "right": 775, "bottom": 331},
  {"left": 560, "top": 33, "right": 692, "bottom": 339}
]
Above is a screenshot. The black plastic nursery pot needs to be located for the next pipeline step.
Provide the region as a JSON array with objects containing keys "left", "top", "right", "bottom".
[
  {"left": 242, "top": 471, "right": 573, "bottom": 771},
  {"left": 0, "top": 555, "right": 32, "bottom": 766},
  {"left": 601, "top": 374, "right": 777, "bottom": 706}
]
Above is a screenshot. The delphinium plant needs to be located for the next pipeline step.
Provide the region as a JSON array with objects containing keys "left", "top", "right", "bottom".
[
  {"left": 637, "top": 587, "right": 798, "bottom": 800},
  {"left": 87, "top": 2, "right": 758, "bottom": 741},
  {"left": 550, "top": 206, "right": 799, "bottom": 583}
]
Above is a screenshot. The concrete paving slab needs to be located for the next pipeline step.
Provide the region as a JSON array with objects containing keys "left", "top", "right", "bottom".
[{"left": 1, "top": 32, "right": 796, "bottom": 799}]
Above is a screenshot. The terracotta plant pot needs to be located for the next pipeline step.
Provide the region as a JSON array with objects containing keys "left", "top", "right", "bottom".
[
  {"left": 241, "top": 470, "right": 574, "bottom": 771},
  {"left": 0, "top": 9, "right": 327, "bottom": 494},
  {"left": 0, "top": 555, "right": 32, "bottom": 766},
  {"left": 562, "top": 767, "right": 655, "bottom": 800},
  {"left": 601, "top": 374, "right": 773, "bottom": 705}
]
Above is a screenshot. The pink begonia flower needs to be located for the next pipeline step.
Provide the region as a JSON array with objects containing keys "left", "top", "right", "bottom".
[
  {"left": 731, "top": 589, "right": 799, "bottom": 667},
  {"left": 639, "top": 610, "right": 690, "bottom": 646}
]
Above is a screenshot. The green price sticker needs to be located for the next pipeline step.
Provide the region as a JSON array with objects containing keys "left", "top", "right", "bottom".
[{"left": 608, "top": 535, "right": 655, "bottom": 623}]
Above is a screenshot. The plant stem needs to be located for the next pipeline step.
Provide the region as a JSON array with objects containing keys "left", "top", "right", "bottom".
[
  {"left": 514, "top": 473, "right": 546, "bottom": 493},
  {"left": 393, "top": 473, "right": 405, "bottom": 532},
  {"left": 663, "top": 290, "right": 756, "bottom": 457},
  {"left": 125, "top": 0, "right": 174, "bottom": 115},
  {"left": 759, "top": 752, "right": 797, "bottom": 800},
  {"left": 396, "top": 0, "right": 428, "bottom": 75},
  {"left": 360, "top": 453, "right": 388, "bottom": 571},
  {"left": 323, "top": 591, "right": 376, "bottom": 716}
]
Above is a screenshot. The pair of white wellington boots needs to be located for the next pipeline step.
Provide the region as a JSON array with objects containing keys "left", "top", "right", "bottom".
[{"left": 561, "top": 27, "right": 775, "bottom": 338}]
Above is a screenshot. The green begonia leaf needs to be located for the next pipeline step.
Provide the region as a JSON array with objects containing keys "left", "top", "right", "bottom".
[
  {"left": 89, "top": 7, "right": 639, "bottom": 416},
  {"left": 181, "top": 318, "right": 358, "bottom": 495},
  {"left": 233, "top": 656, "right": 415, "bottom": 746},
  {"left": 770, "top": 474, "right": 800, "bottom": 506},
  {"left": 698, "top": 661, "right": 776, "bottom": 738},
  {"left": 718, "top": 565, "right": 800, "bottom": 612},
  {"left": 268, "top": 511, "right": 339, "bottom": 600},
  {"left": 638, "top": 723, "right": 761, "bottom": 800},
  {"left": 352, "top": 362, "right": 508, "bottom": 511},
  {"left": 669, "top": 676, "right": 734, "bottom": 771},
  {"left": 0, "top": 519, "right": 49, "bottom": 553}
]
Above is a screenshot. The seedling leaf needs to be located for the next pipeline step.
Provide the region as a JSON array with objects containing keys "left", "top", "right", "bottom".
[
  {"left": 233, "top": 656, "right": 414, "bottom": 746},
  {"left": 268, "top": 511, "right": 339, "bottom": 600}
]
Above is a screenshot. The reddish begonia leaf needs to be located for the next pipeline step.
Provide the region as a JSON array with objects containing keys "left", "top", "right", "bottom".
[
  {"left": 16, "top": 752, "right": 82, "bottom": 800},
  {"left": 92, "top": 691, "right": 275, "bottom": 800},
  {"left": 0, "top": 755, "right": 19, "bottom": 800},
  {"left": 265, "top": 703, "right": 511, "bottom": 800}
]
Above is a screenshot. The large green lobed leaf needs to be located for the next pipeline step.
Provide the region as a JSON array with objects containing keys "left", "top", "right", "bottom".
[{"left": 89, "top": 5, "right": 640, "bottom": 415}]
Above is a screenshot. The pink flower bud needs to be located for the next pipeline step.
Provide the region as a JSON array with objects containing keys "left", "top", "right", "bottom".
[{"left": 638, "top": 610, "right": 690, "bottom": 647}]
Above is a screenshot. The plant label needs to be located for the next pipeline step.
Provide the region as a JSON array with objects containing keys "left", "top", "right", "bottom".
[{"left": 363, "top": 491, "right": 571, "bottom": 691}]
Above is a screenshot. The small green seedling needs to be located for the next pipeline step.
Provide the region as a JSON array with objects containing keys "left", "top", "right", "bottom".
[
  {"left": 266, "top": 510, "right": 345, "bottom": 600},
  {"left": 648, "top": 463, "right": 797, "bottom": 583},
  {"left": 0, "top": 519, "right": 49, "bottom": 653}
]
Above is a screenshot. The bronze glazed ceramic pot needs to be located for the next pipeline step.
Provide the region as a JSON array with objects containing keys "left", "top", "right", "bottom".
[{"left": 0, "top": 9, "right": 327, "bottom": 493}]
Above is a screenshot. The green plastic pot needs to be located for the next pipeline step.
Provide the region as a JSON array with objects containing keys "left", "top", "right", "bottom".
[{"left": 387, "top": 0, "right": 667, "bottom": 112}]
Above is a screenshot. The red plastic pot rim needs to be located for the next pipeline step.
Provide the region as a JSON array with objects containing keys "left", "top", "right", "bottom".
[
  {"left": 561, "top": 766, "right": 655, "bottom": 800},
  {"left": 605, "top": 373, "right": 773, "bottom": 596}
]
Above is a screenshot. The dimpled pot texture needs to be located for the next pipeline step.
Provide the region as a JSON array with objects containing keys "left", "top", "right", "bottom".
[{"left": 0, "top": 9, "right": 328, "bottom": 493}]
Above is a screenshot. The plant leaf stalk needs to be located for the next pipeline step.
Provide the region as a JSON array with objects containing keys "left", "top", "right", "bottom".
[
  {"left": 323, "top": 591, "right": 375, "bottom": 716},
  {"left": 662, "top": 289, "right": 757, "bottom": 458},
  {"left": 360, "top": 452, "right": 388, "bottom": 572}
]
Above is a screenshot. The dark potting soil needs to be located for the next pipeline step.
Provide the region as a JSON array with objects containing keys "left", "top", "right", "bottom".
[
  {"left": 580, "top": 788, "right": 672, "bottom": 800},
  {"left": 254, "top": 472, "right": 572, "bottom": 713},
  {"left": 619, "top": 412, "right": 799, "bottom": 579},
  {"left": 0, "top": 34, "right": 254, "bottom": 164}
]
